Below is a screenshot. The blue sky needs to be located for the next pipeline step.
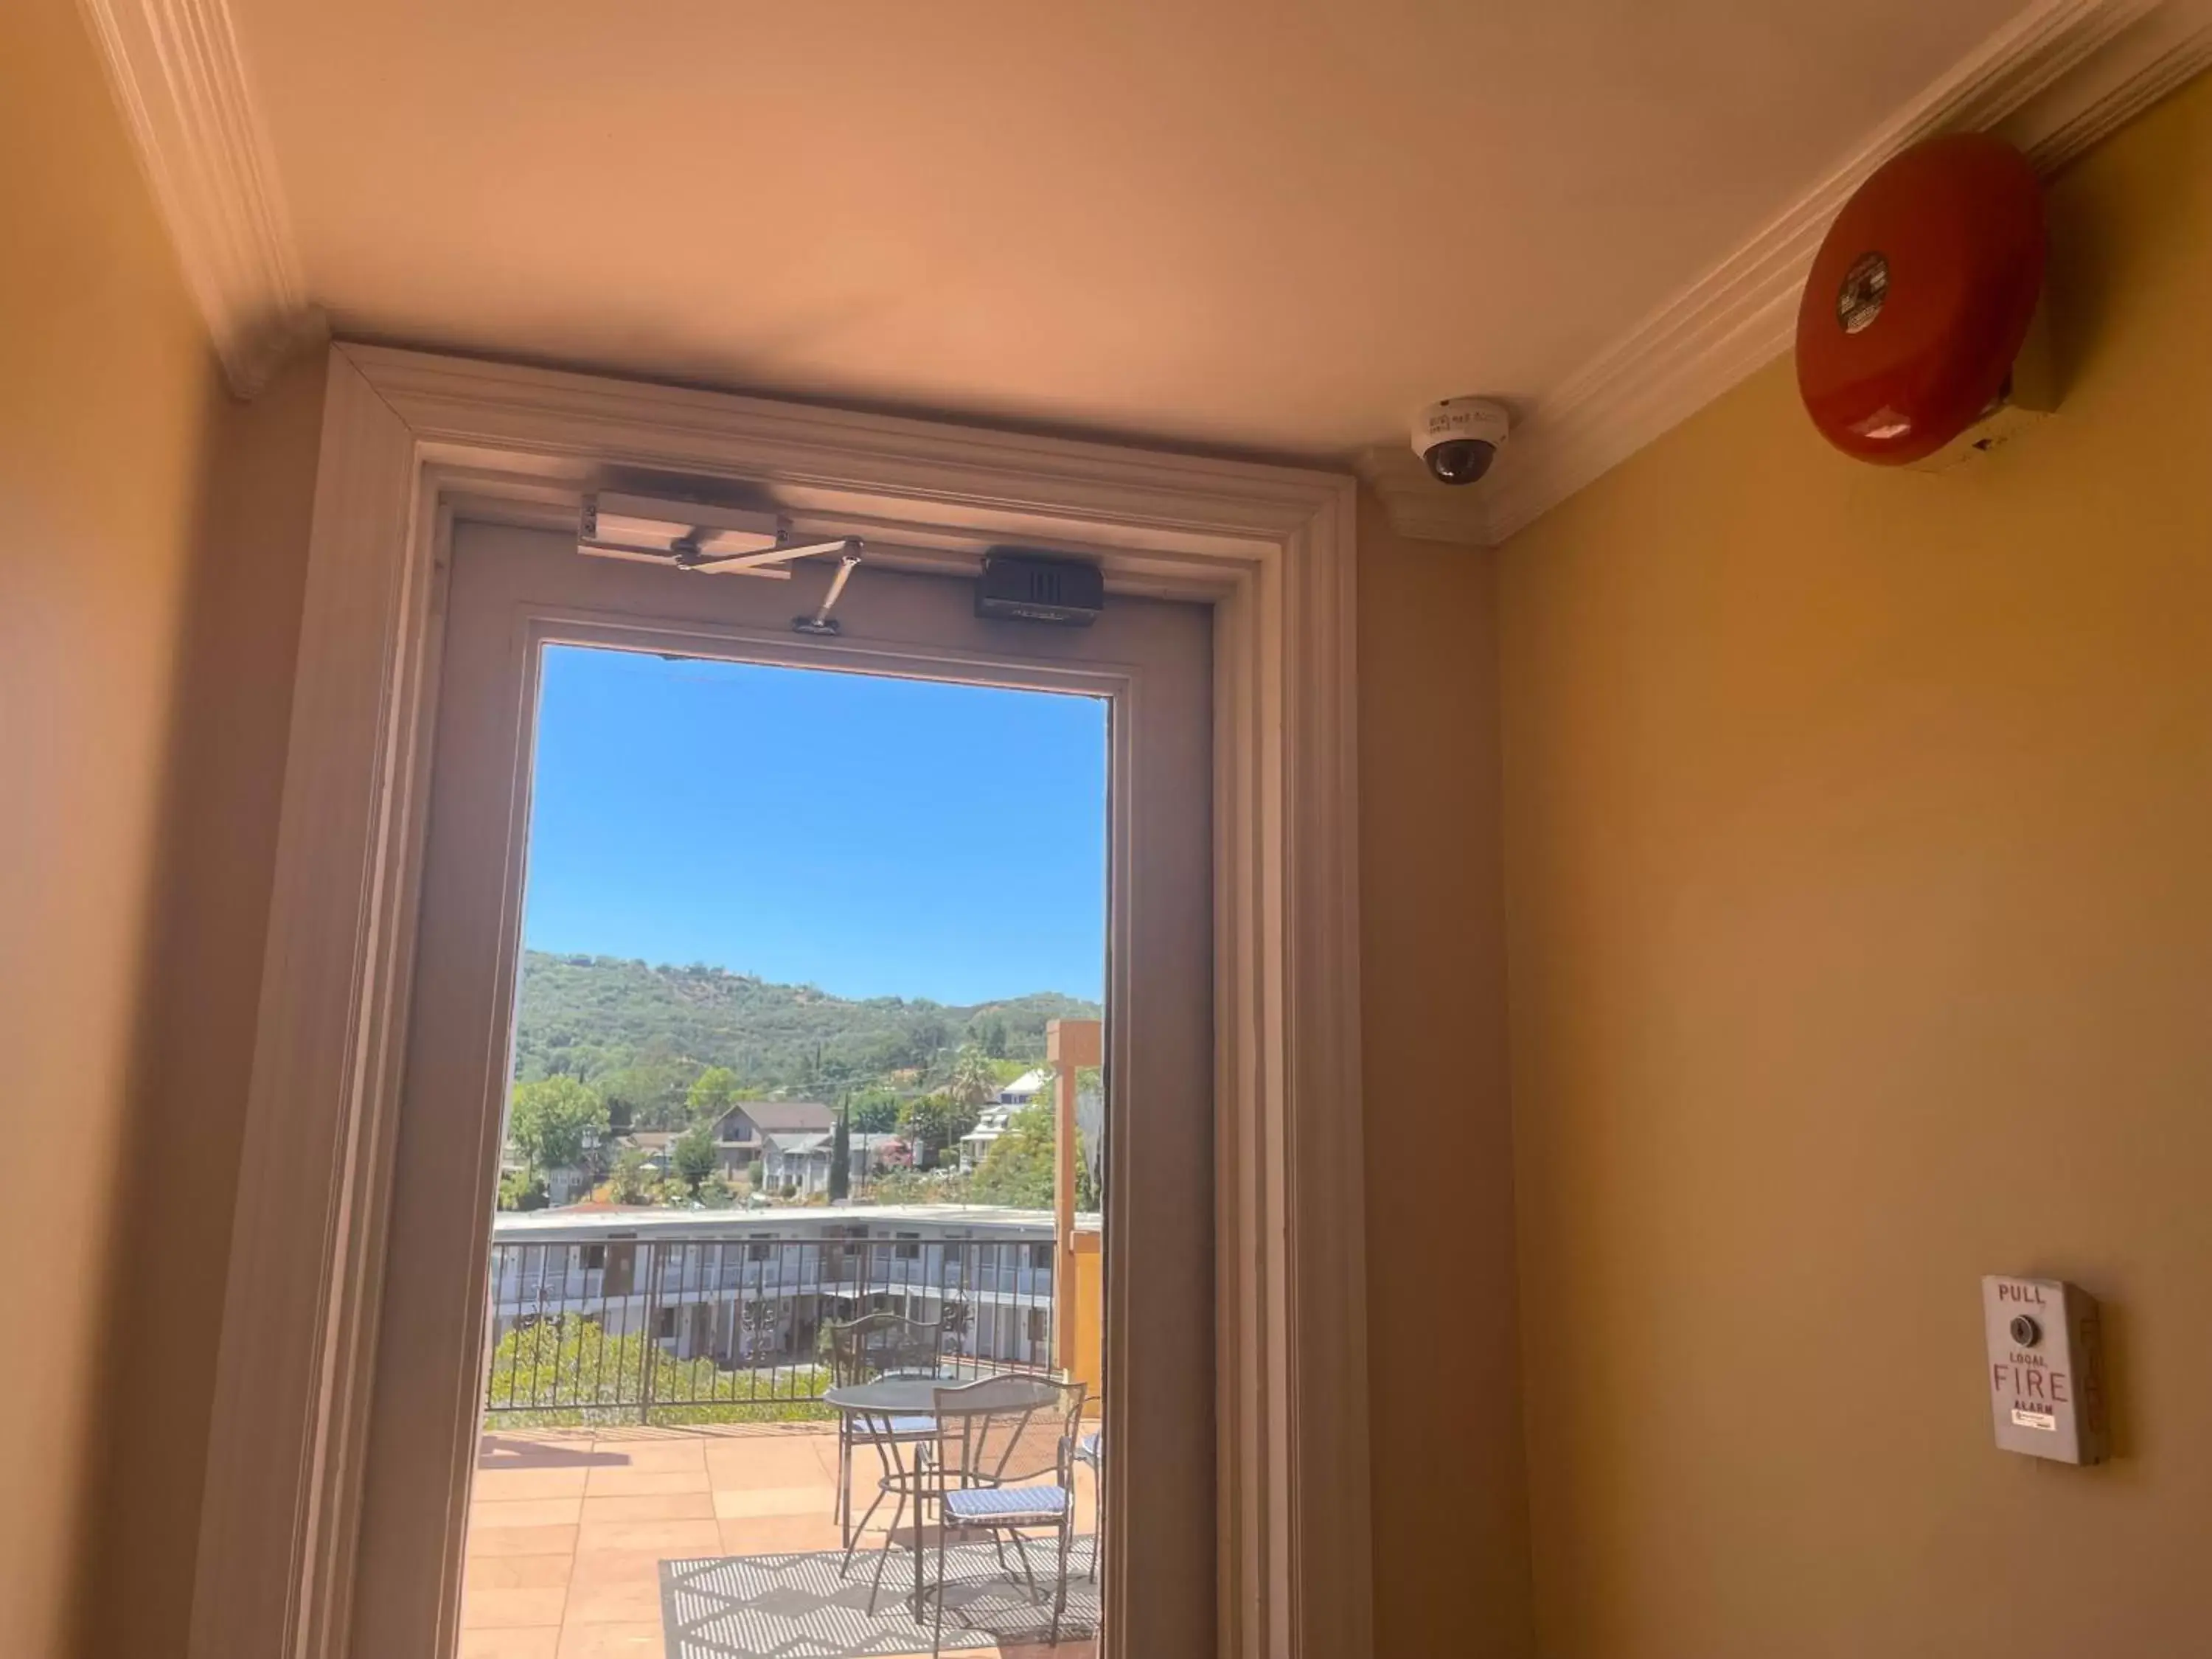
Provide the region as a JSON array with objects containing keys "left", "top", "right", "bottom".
[{"left": 521, "top": 646, "right": 1107, "bottom": 1004}]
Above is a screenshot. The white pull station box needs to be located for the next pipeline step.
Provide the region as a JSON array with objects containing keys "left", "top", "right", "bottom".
[{"left": 1982, "top": 1276, "right": 2107, "bottom": 1465}]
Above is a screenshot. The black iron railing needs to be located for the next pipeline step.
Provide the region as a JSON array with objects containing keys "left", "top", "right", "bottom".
[{"left": 481, "top": 1232, "right": 1056, "bottom": 1424}]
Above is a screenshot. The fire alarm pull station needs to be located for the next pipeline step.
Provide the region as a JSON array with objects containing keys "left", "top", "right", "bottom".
[{"left": 1982, "top": 1276, "right": 2107, "bottom": 1466}]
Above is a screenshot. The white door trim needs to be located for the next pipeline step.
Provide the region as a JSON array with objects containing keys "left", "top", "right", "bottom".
[{"left": 189, "top": 341, "right": 1370, "bottom": 1659}]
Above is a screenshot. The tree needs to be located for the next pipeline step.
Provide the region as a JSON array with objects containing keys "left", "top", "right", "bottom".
[
  {"left": 905, "top": 1015, "right": 951, "bottom": 1074},
  {"left": 598, "top": 1054, "right": 692, "bottom": 1130},
  {"left": 970, "top": 1012, "right": 1011, "bottom": 1059},
  {"left": 672, "top": 1123, "right": 720, "bottom": 1194},
  {"left": 810, "top": 1051, "right": 864, "bottom": 1103},
  {"left": 686, "top": 1065, "right": 744, "bottom": 1124},
  {"left": 970, "top": 1104, "right": 1057, "bottom": 1208},
  {"left": 867, "top": 1166, "right": 971, "bottom": 1206},
  {"left": 829, "top": 1105, "right": 852, "bottom": 1202},
  {"left": 498, "top": 1169, "right": 549, "bottom": 1211},
  {"left": 1029, "top": 1065, "right": 1105, "bottom": 1208},
  {"left": 848, "top": 1085, "right": 901, "bottom": 1134},
  {"left": 509, "top": 953, "right": 1101, "bottom": 1097},
  {"left": 897, "top": 1091, "right": 980, "bottom": 1170},
  {"left": 608, "top": 1146, "right": 656, "bottom": 1205},
  {"left": 948, "top": 1044, "right": 998, "bottom": 1109},
  {"left": 507, "top": 1076, "right": 608, "bottom": 1177}
]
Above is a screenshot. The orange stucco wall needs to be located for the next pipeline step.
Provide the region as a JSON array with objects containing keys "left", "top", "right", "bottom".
[
  {"left": 1498, "top": 75, "right": 2212, "bottom": 1657},
  {"left": 1071, "top": 1231, "right": 1105, "bottom": 1416}
]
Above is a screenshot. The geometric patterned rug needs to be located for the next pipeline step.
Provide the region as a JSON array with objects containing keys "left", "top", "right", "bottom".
[{"left": 659, "top": 1540, "right": 1101, "bottom": 1658}]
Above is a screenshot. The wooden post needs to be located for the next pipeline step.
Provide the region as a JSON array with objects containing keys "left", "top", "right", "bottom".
[{"left": 1046, "top": 1018, "right": 1101, "bottom": 1376}]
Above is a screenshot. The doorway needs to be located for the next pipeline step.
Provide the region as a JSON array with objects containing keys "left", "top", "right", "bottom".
[{"left": 347, "top": 520, "right": 1212, "bottom": 1658}]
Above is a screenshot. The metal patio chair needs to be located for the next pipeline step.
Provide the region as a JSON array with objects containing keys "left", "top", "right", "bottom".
[
  {"left": 1073, "top": 1425, "right": 1103, "bottom": 1579},
  {"left": 922, "top": 1374, "right": 1088, "bottom": 1656},
  {"left": 827, "top": 1312, "right": 944, "bottom": 1557}
]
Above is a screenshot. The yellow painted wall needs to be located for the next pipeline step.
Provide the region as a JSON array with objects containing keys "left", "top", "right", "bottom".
[
  {"left": 1498, "top": 78, "right": 2212, "bottom": 1657},
  {"left": 0, "top": 1, "right": 324, "bottom": 1653},
  {"left": 24, "top": 12, "right": 2205, "bottom": 1658},
  {"left": 1359, "top": 493, "right": 1533, "bottom": 1658}
]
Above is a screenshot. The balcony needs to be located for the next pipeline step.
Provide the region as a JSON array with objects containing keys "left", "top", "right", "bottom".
[{"left": 467, "top": 1228, "right": 1104, "bottom": 1658}]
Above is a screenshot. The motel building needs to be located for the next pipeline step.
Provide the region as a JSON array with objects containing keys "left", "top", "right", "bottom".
[{"left": 485, "top": 1203, "right": 1092, "bottom": 1374}]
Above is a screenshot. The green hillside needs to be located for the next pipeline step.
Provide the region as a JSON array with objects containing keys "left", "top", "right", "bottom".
[{"left": 512, "top": 951, "right": 1097, "bottom": 1127}]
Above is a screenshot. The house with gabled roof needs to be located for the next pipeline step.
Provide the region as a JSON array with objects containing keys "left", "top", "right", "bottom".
[{"left": 711, "top": 1099, "right": 834, "bottom": 1175}]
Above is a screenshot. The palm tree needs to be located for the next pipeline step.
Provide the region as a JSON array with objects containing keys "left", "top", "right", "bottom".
[{"left": 947, "top": 1043, "right": 997, "bottom": 1109}]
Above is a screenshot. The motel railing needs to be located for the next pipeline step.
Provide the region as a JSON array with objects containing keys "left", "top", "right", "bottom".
[{"left": 481, "top": 1232, "right": 1058, "bottom": 1422}]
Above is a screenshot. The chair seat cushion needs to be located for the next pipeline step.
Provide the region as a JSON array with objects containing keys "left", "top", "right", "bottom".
[
  {"left": 1075, "top": 1432, "right": 1102, "bottom": 1464},
  {"left": 942, "top": 1484, "right": 1072, "bottom": 1525},
  {"left": 852, "top": 1414, "right": 936, "bottom": 1439}
]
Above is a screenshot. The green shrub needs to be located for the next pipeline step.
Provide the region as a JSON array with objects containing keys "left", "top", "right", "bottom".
[{"left": 482, "top": 1316, "right": 835, "bottom": 1427}]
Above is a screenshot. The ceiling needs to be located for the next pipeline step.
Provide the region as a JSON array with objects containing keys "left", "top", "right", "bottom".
[{"left": 223, "top": 0, "right": 2030, "bottom": 465}]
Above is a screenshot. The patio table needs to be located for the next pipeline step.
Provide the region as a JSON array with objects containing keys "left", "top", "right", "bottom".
[{"left": 827, "top": 1375, "right": 1062, "bottom": 1618}]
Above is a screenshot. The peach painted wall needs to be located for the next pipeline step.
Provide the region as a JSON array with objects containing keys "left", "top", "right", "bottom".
[
  {"left": 1358, "top": 493, "right": 1533, "bottom": 1658},
  {"left": 78, "top": 352, "right": 326, "bottom": 1659},
  {"left": 0, "top": 1, "right": 323, "bottom": 1653},
  {"left": 0, "top": 2, "right": 220, "bottom": 1649},
  {"left": 1498, "top": 79, "right": 2212, "bottom": 1658}
]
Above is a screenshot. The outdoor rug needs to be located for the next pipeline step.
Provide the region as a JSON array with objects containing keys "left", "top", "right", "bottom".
[{"left": 660, "top": 1539, "right": 1101, "bottom": 1658}]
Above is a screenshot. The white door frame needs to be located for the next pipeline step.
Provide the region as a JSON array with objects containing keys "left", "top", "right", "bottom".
[{"left": 188, "top": 342, "right": 1371, "bottom": 1659}]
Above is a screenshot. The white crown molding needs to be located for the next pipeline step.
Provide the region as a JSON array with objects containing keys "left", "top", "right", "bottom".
[
  {"left": 75, "top": 0, "right": 319, "bottom": 395},
  {"left": 2000, "top": 0, "right": 2212, "bottom": 162},
  {"left": 1375, "top": 0, "right": 2212, "bottom": 546},
  {"left": 76, "top": 0, "right": 2211, "bottom": 484}
]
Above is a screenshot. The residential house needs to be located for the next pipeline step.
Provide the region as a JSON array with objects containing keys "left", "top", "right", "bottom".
[
  {"left": 997, "top": 1068, "right": 1050, "bottom": 1106},
  {"left": 622, "top": 1130, "right": 678, "bottom": 1179},
  {"left": 957, "top": 1068, "right": 1048, "bottom": 1171},
  {"left": 710, "top": 1099, "right": 835, "bottom": 1177},
  {"left": 503, "top": 1119, "right": 609, "bottom": 1206},
  {"left": 760, "top": 1130, "right": 832, "bottom": 1196},
  {"left": 761, "top": 1127, "right": 914, "bottom": 1197},
  {"left": 544, "top": 1164, "right": 595, "bottom": 1206},
  {"left": 959, "top": 1071, "right": 1106, "bottom": 1178},
  {"left": 958, "top": 1106, "right": 1017, "bottom": 1172}
]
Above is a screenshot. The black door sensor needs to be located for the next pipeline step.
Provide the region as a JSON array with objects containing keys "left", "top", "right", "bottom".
[{"left": 975, "top": 552, "right": 1105, "bottom": 626}]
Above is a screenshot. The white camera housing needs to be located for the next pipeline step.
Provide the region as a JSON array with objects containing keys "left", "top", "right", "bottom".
[{"left": 1413, "top": 397, "right": 1511, "bottom": 486}]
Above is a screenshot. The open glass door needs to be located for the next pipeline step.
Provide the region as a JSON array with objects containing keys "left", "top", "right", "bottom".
[{"left": 345, "top": 518, "right": 1212, "bottom": 1659}]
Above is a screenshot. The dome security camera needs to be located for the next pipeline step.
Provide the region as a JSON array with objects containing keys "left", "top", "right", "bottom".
[{"left": 1413, "top": 397, "right": 1510, "bottom": 486}]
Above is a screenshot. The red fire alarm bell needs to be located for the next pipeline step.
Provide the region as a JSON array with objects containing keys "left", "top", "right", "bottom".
[{"left": 1797, "top": 133, "right": 2046, "bottom": 465}]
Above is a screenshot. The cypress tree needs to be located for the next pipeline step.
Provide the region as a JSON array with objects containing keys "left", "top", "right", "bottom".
[{"left": 830, "top": 1100, "right": 852, "bottom": 1202}]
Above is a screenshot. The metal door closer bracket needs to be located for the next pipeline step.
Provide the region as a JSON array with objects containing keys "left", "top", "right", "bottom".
[{"left": 576, "top": 490, "right": 863, "bottom": 636}]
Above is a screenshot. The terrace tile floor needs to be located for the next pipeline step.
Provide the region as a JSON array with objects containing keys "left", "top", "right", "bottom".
[{"left": 464, "top": 1424, "right": 1099, "bottom": 1659}]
